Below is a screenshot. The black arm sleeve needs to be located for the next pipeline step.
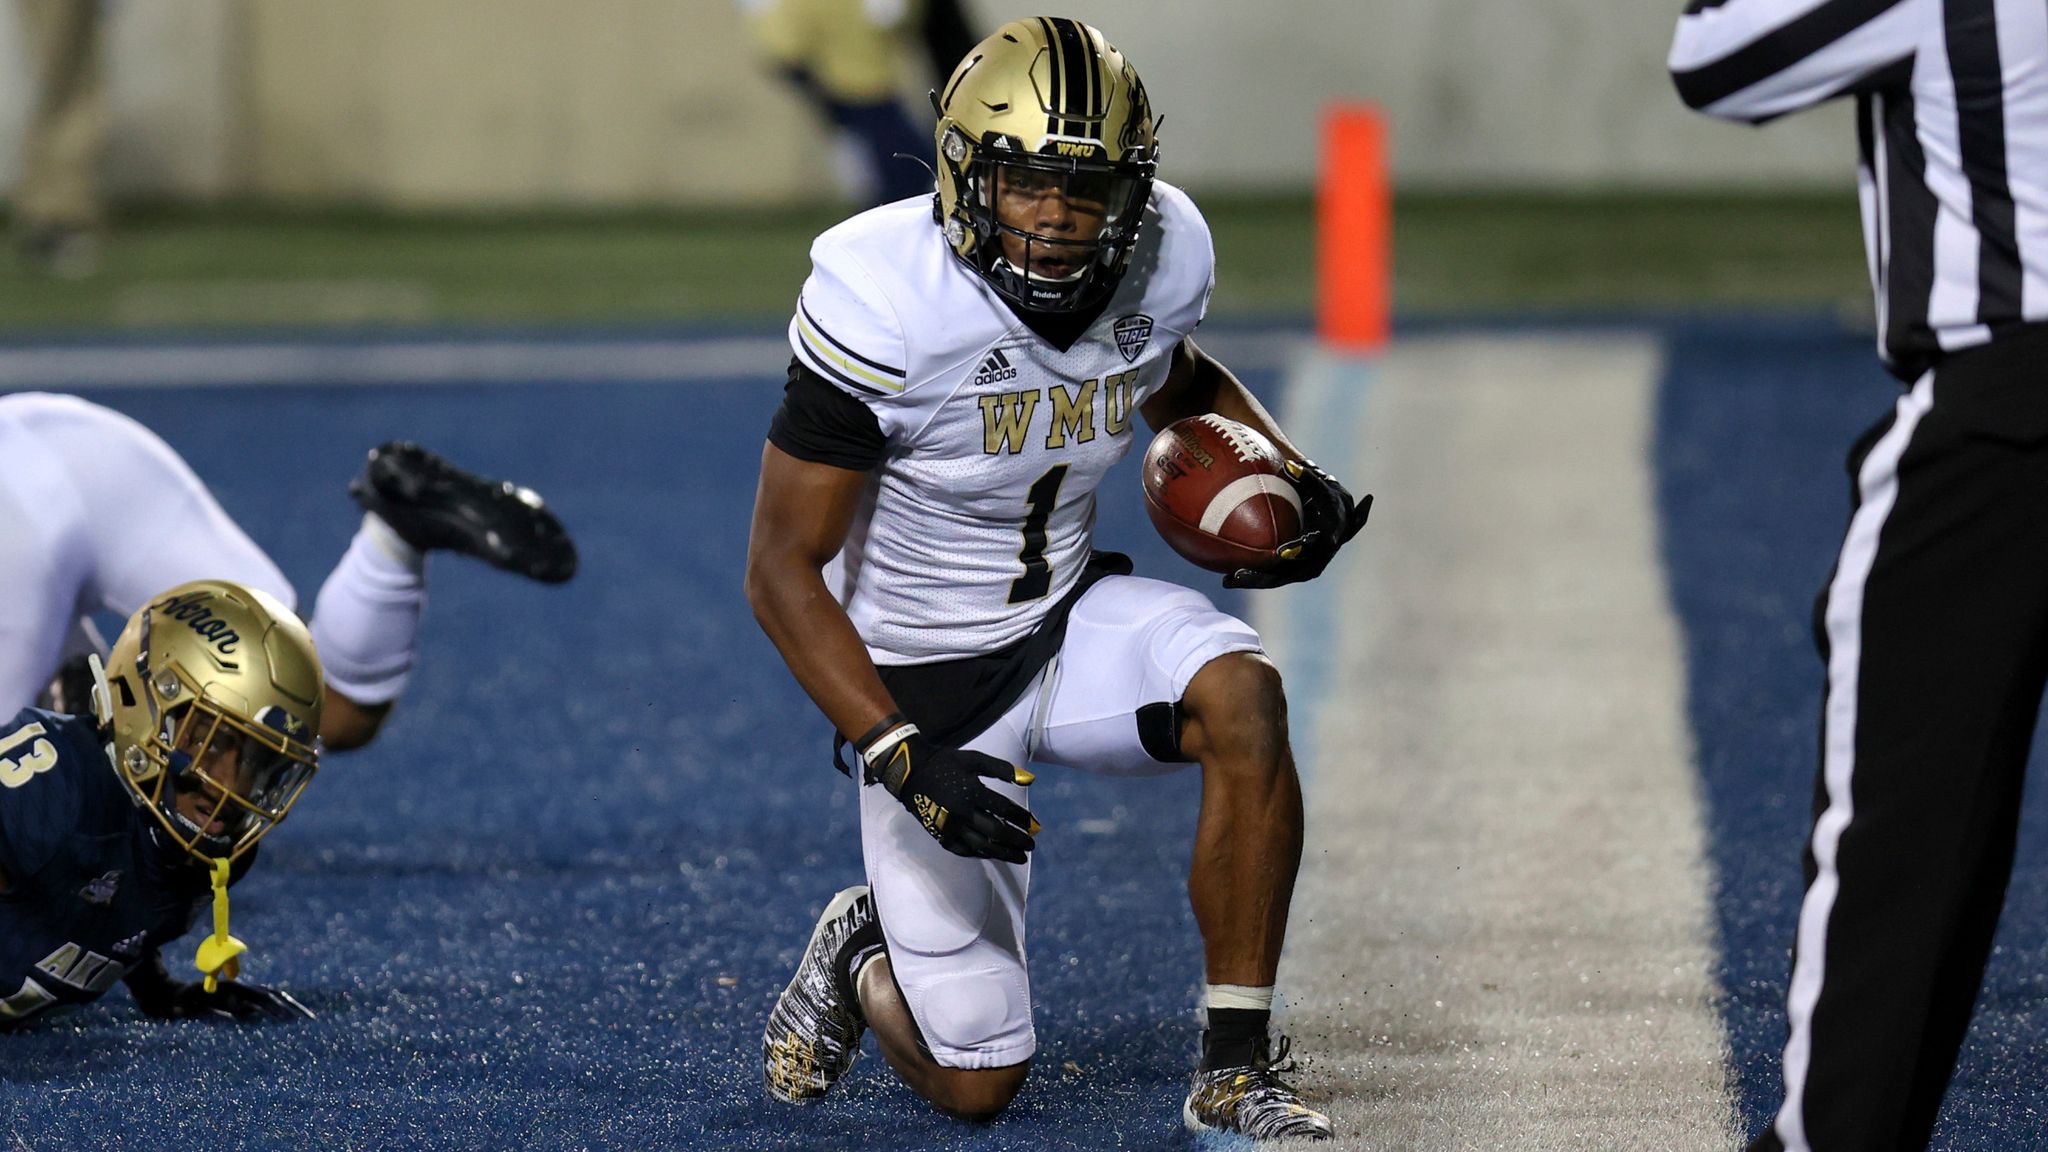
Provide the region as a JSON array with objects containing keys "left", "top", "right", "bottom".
[{"left": 767, "top": 357, "right": 889, "bottom": 472}]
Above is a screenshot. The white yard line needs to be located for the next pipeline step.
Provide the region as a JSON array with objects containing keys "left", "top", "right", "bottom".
[
  {"left": 0, "top": 327, "right": 1299, "bottom": 391},
  {"left": 1261, "top": 335, "right": 1740, "bottom": 1150},
  {"left": 0, "top": 337, "right": 792, "bottom": 389}
]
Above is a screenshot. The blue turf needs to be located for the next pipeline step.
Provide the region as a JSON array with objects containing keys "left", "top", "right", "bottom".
[
  {"left": 24, "top": 318, "right": 2048, "bottom": 1149},
  {"left": 0, "top": 373, "right": 1257, "bottom": 1150},
  {"left": 1657, "top": 321, "right": 2048, "bottom": 1149}
]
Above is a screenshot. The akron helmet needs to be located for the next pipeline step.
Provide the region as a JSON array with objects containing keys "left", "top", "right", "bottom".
[
  {"left": 91, "top": 580, "right": 323, "bottom": 864},
  {"left": 933, "top": 17, "right": 1157, "bottom": 313}
]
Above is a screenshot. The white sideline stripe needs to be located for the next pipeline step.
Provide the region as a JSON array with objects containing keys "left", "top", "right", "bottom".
[
  {"left": 1254, "top": 349, "right": 1367, "bottom": 757},
  {"left": 0, "top": 338, "right": 792, "bottom": 389},
  {"left": 1263, "top": 335, "right": 1742, "bottom": 1150},
  {"left": 1198, "top": 474, "right": 1301, "bottom": 535},
  {"left": 1776, "top": 370, "right": 1935, "bottom": 1152},
  {"left": 0, "top": 328, "right": 1299, "bottom": 391}
]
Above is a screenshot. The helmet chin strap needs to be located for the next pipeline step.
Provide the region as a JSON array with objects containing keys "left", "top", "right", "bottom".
[
  {"left": 997, "top": 256, "right": 1089, "bottom": 285},
  {"left": 152, "top": 736, "right": 248, "bottom": 991},
  {"left": 193, "top": 856, "right": 245, "bottom": 993},
  {"left": 87, "top": 653, "right": 120, "bottom": 773},
  {"left": 85, "top": 653, "right": 113, "bottom": 727}
]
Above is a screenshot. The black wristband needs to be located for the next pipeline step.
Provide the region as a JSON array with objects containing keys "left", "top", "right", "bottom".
[
  {"left": 862, "top": 723, "right": 921, "bottom": 794},
  {"left": 852, "top": 711, "right": 911, "bottom": 753}
]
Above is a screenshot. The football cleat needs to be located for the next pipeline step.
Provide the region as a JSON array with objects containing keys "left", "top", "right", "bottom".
[
  {"left": 764, "top": 886, "right": 875, "bottom": 1104},
  {"left": 348, "top": 441, "right": 577, "bottom": 584},
  {"left": 1183, "top": 1035, "right": 1335, "bottom": 1141}
]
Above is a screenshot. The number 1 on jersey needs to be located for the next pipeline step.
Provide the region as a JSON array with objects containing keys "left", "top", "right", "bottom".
[{"left": 1008, "top": 464, "right": 1070, "bottom": 604}]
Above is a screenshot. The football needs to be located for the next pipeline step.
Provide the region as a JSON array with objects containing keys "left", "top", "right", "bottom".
[{"left": 1141, "top": 414, "right": 1304, "bottom": 572}]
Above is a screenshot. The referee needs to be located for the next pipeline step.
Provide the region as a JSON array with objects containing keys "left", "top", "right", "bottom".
[{"left": 1671, "top": 2, "right": 2048, "bottom": 1150}]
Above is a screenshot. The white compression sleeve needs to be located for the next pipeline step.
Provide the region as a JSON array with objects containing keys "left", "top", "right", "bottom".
[{"left": 309, "top": 514, "right": 427, "bottom": 705}]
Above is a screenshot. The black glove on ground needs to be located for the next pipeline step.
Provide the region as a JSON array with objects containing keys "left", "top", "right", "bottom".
[{"left": 124, "top": 952, "right": 314, "bottom": 1022}]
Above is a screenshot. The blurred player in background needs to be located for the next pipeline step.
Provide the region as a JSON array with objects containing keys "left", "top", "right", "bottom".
[
  {"left": 0, "top": 392, "right": 577, "bottom": 751},
  {"left": 0, "top": 580, "right": 323, "bottom": 1026},
  {"left": 739, "top": 0, "right": 934, "bottom": 205},
  {"left": 747, "top": 18, "right": 1366, "bottom": 1140},
  {"left": 11, "top": 0, "right": 107, "bottom": 278},
  {"left": 914, "top": 0, "right": 978, "bottom": 96}
]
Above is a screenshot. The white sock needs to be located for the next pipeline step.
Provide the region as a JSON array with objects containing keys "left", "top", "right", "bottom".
[
  {"left": 359, "top": 510, "right": 423, "bottom": 571},
  {"left": 1203, "top": 984, "right": 1275, "bottom": 1012},
  {"left": 309, "top": 515, "right": 427, "bottom": 705}
]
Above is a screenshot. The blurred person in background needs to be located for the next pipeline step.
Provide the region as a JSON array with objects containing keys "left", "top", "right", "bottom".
[
  {"left": 915, "top": 0, "right": 978, "bottom": 93},
  {"left": 0, "top": 392, "right": 578, "bottom": 753},
  {"left": 11, "top": 0, "right": 107, "bottom": 278},
  {"left": 740, "top": 0, "right": 937, "bottom": 205},
  {"left": 1674, "top": 1, "right": 2048, "bottom": 1149}
]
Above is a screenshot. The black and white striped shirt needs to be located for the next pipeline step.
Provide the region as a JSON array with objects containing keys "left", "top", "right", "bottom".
[{"left": 1671, "top": 0, "right": 2048, "bottom": 381}]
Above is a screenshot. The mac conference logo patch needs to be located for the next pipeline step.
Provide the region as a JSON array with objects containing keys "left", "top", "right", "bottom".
[{"left": 1114, "top": 314, "right": 1153, "bottom": 363}]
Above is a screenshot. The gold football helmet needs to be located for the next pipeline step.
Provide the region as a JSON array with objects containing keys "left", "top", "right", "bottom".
[
  {"left": 934, "top": 17, "right": 1156, "bottom": 313},
  {"left": 90, "top": 580, "right": 323, "bottom": 864}
]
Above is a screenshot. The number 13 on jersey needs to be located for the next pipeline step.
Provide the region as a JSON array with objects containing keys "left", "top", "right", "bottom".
[{"left": 0, "top": 722, "right": 58, "bottom": 788}]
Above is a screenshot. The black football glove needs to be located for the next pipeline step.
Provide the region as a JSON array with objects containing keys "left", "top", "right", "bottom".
[
  {"left": 123, "top": 952, "right": 314, "bottom": 1023},
  {"left": 1224, "top": 458, "right": 1372, "bottom": 589},
  {"left": 862, "top": 723, "right": 1039, "bottom": 864}
]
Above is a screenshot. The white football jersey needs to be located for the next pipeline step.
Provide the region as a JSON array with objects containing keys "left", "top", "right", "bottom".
[
  {"left": 0, "top": 393, "right": 294, "bottom": 709},
  {"left": 787, "top": 182, "right": 1215, "bottom": 664}
]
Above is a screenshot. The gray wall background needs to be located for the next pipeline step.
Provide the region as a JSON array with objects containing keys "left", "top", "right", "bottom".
[{"left": 0, "top": 0, "right": 1856, "bottom": 207}]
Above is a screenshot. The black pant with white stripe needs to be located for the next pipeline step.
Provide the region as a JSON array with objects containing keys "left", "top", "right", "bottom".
[{"left": 1752, "top": 326, "right": 2048, "bottom": 1152}]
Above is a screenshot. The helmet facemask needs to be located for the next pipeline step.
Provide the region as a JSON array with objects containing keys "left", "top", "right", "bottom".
[
  {"left": 933, "top": 18, "right": 1159, "bottom": 314},
  {"left": 97, "top": 580, "right": 324, "bottom": 866},
  {"left": 126, "top": 691, "right": 318, "bottom": 863},
  {"left": 951, "top": 142, "right": 1153, "bottom": 313}
]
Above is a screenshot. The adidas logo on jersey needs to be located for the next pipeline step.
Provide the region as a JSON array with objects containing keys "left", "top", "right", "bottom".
[{"left": 972, "top": 349, "right": 1018, "bottom": 388}]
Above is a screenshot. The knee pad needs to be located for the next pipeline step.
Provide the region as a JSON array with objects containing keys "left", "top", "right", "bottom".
[{"left": 913, "top": 965, "right": 1029, "bottom": 1055}]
